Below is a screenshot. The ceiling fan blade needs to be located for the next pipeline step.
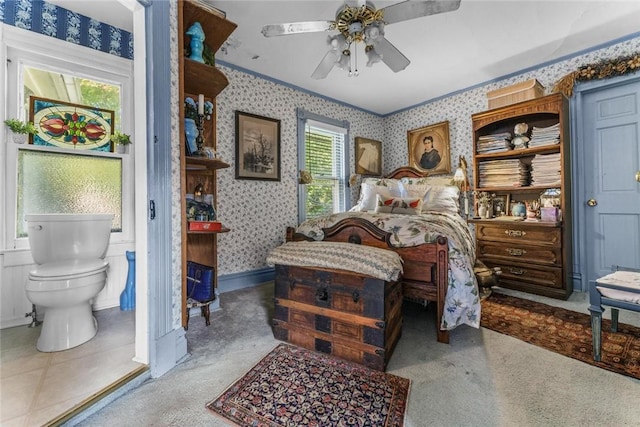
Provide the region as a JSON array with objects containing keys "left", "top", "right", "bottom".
[
  {"left": 381, "top": 0, "right": 461, "bottom": 25},
  {"left": 311, "top": 49, "right": 341, "bottom": 79},
  {"left": 261, "top": 21, "right": 334, "bottom": 37},
  {"left": 373, "top": 37, "right": 410, "bottom": 72}
]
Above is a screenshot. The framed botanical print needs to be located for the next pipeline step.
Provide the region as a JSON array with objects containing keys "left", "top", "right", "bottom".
[
  {"left": 355, "top": 137, "right": 382, "bottom": 176},
  {"left": 235, "top": 111, "right": 281, "bottom": 181},
  {"left": 29, "top": 96, "right": 114, "bottom": 152},
  {"left": 407, "top": 121, "right": 451, "bottom": 175}
]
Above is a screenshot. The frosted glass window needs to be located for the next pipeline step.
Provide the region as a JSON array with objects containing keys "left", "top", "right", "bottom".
[{"left": 17, "top": 150, "right": 122, "bottom": 237}]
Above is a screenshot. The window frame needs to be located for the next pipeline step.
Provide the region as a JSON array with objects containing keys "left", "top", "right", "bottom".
[
  {"left": 1, "top": 26, "right": 134, "bottom": 250},
  {"left": 296, "top": 108, "right": 351, "bottom": 223}
]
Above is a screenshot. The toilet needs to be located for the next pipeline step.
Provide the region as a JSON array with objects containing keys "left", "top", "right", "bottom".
[{"left": 25, "top": 213, "right": 113, "bottom": 352}]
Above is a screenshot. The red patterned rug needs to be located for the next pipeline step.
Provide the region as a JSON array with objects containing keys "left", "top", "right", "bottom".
[
  {"left": 481, "top": 292, "right": 640, "bottom": 380},
  {"left": 207, "top": 343, "right": 410, "bottom": 426}
]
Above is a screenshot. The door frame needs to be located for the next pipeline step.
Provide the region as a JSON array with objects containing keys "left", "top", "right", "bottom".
[{"left": 570, "top": 71, "right": 640, "bottom": 292}]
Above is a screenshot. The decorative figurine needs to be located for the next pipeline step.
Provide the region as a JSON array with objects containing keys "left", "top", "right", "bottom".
[
  {"left": 511, "top": 122, "right": 530, "bottom": 150},
  {"left": 186, "top": 22, "right": 205, "bottom": 63}
]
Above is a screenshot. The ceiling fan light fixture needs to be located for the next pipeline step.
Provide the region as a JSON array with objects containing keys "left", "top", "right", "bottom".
[{"left": 262, "top": 1, "right": 461, "bottom": 79}]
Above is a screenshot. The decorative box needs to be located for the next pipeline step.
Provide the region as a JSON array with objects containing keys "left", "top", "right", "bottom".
[
  {"left": 188, "top": 221, "right": 221, "bottom": 231},
  {"left": 487, "top": 79, "right": 545, "bottom": 109},
  {"left": 540, "top": 207, "right": 559, "bottom": 222},
  {"left": 186, "top": 261, "right": 215, "bottom": 302}
]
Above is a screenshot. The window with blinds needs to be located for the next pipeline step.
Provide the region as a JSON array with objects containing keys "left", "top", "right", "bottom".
[{"left": 298, "top": 112, "right": 349, "bottom": 222}]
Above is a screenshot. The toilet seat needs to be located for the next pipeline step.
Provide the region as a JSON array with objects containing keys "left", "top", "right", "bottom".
[{"left": 29, "top": 259, "right": 109, "bottom": 281}]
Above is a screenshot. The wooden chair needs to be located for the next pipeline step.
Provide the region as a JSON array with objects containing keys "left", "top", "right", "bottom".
[{"left": 588, "top": 265, "right": 640, "bottom": 361}]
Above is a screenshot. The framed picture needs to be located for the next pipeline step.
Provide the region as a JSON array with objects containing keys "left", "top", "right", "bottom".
[
  {"left": 29, "top": 96, "right": 114, "bottom": 152},
  {"left": 355, "top": 137, "right": 382, "bottom": 176},
  {"left": 235, "top": 111, "right": 281, "bottom": 181},
  {"left": 492, "top": 195, "right": 508, "bottom": 217},
  {"left": 407, "top": 121, "right": 451, "bottom": 175}
]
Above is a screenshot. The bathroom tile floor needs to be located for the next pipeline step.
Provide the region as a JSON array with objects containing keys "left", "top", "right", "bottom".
[{"left": 0, "top": 307, "right": 144, "bottom": 427}]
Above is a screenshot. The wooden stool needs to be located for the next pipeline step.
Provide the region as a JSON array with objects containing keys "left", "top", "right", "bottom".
[
  {"left": 185, "top": 298, "right": 213, "bottom": 330},
  {"left": 588, "top": 266, "right": 640, "bottom": 361}
]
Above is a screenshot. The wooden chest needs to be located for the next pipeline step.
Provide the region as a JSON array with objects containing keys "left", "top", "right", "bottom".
[{"left": 272, "top": 264, "right": 402, "bottom": 371}]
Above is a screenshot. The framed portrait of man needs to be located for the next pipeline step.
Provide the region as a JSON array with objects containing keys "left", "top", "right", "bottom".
[{"left": 407, "top": 121, "right": 451, "bottom": 175}]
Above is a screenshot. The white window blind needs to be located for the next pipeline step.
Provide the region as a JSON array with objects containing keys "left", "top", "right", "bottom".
[{"left": 300, "top": 117, "right": 349, "bottom": 221}]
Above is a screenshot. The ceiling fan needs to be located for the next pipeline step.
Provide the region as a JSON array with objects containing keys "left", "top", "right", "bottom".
[{"left": 261, "top": 0, "right": 462, "bottom": 79}]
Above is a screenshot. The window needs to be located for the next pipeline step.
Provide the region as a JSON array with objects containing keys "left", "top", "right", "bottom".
[
  {"left": 297, "top": 110, "right": 350, "bottom": 222},
  {"left": 3, "top": 30, "right": 133, "bottom": 249},
  {"left": 16, "top": 67, "right": 124, "bottom": 235}
]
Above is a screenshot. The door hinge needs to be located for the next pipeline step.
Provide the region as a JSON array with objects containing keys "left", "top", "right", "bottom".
[{"left": 149, "top": 200, "right": 156, "bottom": 220}]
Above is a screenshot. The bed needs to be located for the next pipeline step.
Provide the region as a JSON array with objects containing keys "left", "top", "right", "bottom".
[{"left": 285, "top": 166, "right": 479, "bottom": 343}]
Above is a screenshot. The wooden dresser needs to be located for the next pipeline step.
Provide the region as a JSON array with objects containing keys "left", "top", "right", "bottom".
[{"left": 471, "top": 93, "right": 572, "bottom": 299}]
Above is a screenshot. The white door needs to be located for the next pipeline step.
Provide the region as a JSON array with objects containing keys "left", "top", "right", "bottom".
[{"left": 581, "top": 78, "right": 640, "bottom": 284}]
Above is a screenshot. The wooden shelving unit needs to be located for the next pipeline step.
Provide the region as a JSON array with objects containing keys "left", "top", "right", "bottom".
[
  {"left": 471, "top": 93, "right": 573, "bottom": 299},
  {"left": 178, "top": 0, "right": 237, "bottom": 327}
]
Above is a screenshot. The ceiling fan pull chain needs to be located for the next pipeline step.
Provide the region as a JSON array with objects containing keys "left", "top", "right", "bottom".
[{"left": 352, "top": 44, "right": 359, "bottom": 77}]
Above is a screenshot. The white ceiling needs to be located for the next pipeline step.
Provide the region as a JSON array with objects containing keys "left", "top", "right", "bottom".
[{"left": 47, "top": 1, "right": 640, "bottom": 116}]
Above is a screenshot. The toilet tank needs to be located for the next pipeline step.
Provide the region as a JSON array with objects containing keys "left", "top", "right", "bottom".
[{"left": 25, "top": 214, "right": 114, "bottom": 264}]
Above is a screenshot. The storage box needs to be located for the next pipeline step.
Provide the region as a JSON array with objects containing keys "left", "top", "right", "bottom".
[
  {"left": 272, "top": 264, "right": 403, "bottom": 371},
  {"left": 188, "top": 221, "right": 221, "bottom": 231},
  {"left": 540, "top": 207, "right": 559, "bottom": 222},
  {"left": 186, "top": 261, "right": 215, "bottom": 302},
  {"left": 487, "top": 79, "right": 545, "bottom": 109}
]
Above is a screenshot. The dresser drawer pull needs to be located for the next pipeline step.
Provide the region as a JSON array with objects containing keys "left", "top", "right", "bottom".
[
  {"left": 505, "top": 229, "right": 526, "bottom": 237},
  {"left": 506, "top": 248, "right": 526, "bottom": 256},
  {"left": 509, "top": 268, "right": 525, "bottom": 275}
]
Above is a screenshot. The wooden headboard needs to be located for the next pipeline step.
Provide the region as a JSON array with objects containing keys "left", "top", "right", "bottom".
[{"left": 383, "top": 166, "right": 428, "bottom": 180}]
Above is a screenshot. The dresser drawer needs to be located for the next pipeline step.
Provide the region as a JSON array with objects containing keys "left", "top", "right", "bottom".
[
  {"left": 483, "top": 260, "right": 563, "bottom": 289},
  {"left": 476, "top": 223, "right": 561, "bottom": 246},
  {"left": 477, "top": 240, "right": 561, "bottom": 266}
]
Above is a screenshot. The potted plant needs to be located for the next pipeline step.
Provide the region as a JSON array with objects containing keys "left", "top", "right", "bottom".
[
  {"left": 4, "top": 118, "right": 37, "bottom": 144},
  {"left": 110, "top": 131, "right": 132, "bottom": 154}
]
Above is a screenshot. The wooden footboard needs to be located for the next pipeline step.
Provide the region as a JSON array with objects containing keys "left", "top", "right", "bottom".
[{"left": 286, "top": 217, "right": 450, "bottom": 343}]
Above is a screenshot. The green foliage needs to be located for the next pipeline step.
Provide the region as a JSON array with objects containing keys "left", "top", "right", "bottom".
[
  {"left": 110, "top": 131, "right": 132, "bottom": 145},
  {"left": 4, "top": 119, "right": 37, "bottom": 134},
  {"left": 79, "top": 79, "right": 121, "bottom": 130}
]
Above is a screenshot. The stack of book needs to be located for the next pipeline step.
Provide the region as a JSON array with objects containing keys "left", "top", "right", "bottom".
[
  {"left": 478, "top": 159, "right": 530, "bottom": 187},
  {"left": 531, "top": 153, "right": 561, "bottom": 186},
  {"left": 476, "top": 132, "right": 512, "bottom": 154},
  {"left": 529, "top": 123, "right": 560, "bottom": 147}
]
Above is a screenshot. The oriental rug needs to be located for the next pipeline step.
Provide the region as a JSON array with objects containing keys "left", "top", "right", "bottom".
[
  {"left": 481, "top": 292, "right": 640, "bottom": 380},
  {"left": 207, "top": 343, "right": 410, "bottom": 427}
]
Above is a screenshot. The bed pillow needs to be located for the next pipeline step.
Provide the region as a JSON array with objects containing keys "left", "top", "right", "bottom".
[
  {"left": 355, "top": 178, "right": 402, "bottom": 211},
  {"left": 374, "top": 194, "right": 423, "bottom": 215},
  {"left": 399, "top": 178, "right": 430, "bottom": 206},
  {"left": 424, "top": 185, "right": 460, "bottom": 214}
]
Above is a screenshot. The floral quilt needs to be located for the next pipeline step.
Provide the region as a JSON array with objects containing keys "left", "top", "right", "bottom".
[{"left": 296, "top": 211, "right": 480, "bottom": 331}]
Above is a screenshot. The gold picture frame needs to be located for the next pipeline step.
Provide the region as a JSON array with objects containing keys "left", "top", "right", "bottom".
[
  {"left": 354, "top": 137, "right": 382, "bottom": 176},
  {"left": 407, "top": 121, "right": 451, "bottom": 175}
]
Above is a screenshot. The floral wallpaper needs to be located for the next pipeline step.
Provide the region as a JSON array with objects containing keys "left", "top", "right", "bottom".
[
  {"left": 214, "top": 69, "right": 384, "bottom": 276},
  {"left": 209, "top": 35, "right": 640, "bottom": 281},
  {"left": 0, "top": 0, "right": 133, "bottom": 59}
]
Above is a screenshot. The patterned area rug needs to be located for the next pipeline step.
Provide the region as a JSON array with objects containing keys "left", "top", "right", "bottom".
[
  {"left": 207, "top": 343, "right": 410, "bottom": 427},
  {"left": 481, "top": 292, "right": 640, "bottom": 380}
]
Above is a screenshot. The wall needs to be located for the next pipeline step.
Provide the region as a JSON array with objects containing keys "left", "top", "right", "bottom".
[
  {"left": 214, "top": 68, "right": 384, "bottom": 280},
  {"left": 384, "top": 36, "right": 640, "bottom": 175},
  {"left": 0, "top": 0, "right": 133, "bottom": 59},
  {"left": 213, "top": 35, "right": 640, "bottom": 287}
]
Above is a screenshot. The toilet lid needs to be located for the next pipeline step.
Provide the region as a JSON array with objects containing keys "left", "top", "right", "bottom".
[{"left": 29, "top": 259, "right": 109, "bottom": 280}]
